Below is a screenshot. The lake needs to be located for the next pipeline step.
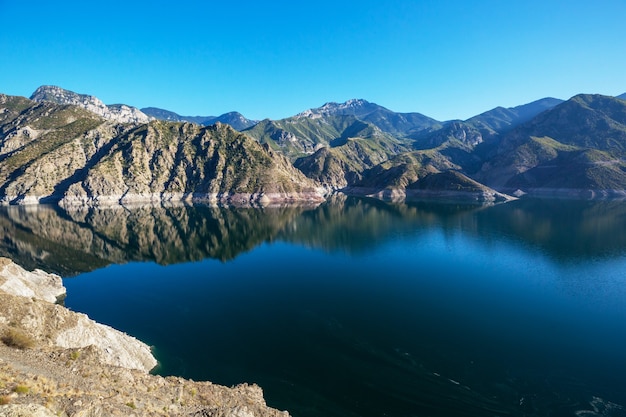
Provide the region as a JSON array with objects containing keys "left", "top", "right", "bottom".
[{"left": 2, "top": 196, "right": 626, "bottom": 417}]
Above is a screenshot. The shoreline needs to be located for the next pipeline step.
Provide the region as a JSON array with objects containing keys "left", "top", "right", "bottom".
[{"left": 0, "top": 257, "right": 290, "bottom": 416}]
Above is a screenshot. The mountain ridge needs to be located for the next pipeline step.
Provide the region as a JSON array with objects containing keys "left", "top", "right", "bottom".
[
  {"left": 30, "top": 85, "right": 152, "bottom": 125},
  {"left": 0, "top": 93, "right": 325, "bottom": 206},
  {"left": 3, "top": 87, "right": 626, "bottom": 206},
  {"left": 141, "top": 107, "right": 258, "bottom": 131}
]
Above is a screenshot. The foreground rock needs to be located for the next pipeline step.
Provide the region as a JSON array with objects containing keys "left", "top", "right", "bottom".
[
  {"left": 0, "top": 258, "right": 65, "bottom": 304},
  {"left": 0, "top": 258, "right": 290, "bottom": 416}
]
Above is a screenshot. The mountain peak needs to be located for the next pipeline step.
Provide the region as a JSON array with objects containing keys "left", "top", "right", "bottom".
[
  {"left": 30, "top": 85, "right": 151, "bottom": 124},
  {"left": 296, "top": 99, "right": 379, "bottom": 119}
]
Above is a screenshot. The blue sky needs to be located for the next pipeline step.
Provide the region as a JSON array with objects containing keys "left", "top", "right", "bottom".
[{"left": 1, "top": 1, "right": 624, "bottom": 121}]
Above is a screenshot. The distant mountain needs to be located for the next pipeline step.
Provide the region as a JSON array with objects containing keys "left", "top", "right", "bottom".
[
  {"left": 30, "top": 85, "right": 152, "bottom": 124},
  {"left": 296, "top": 99, "right": 441, "bottom": 137},
  {"left": 0, "top": 94, "right": 324, "bottom": 206},
  {"left": 243, "top": 99, "right": 434, "bottom": 184},
  {"left": 617, "top": 93, "right": 626, "bottom": 101},
  {"left": 141, "top": 107, "right": 257, "bottom": 131},
  {"left": 465, "top": 97, "right": 563, "bottom": 137},
  {"left": 243, "top": 113, "right": 409, "bottom": 161},
  {"left": 476, "top": 94, "right": 626, "bottom": 197}
]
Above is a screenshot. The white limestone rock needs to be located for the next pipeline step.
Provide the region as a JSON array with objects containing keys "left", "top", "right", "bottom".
[
  {"left": 0, "top": 257, "right": 65, "bottom": 303},
  {"left": 30, "top": 85, "right": 152, "bottom": 124}
]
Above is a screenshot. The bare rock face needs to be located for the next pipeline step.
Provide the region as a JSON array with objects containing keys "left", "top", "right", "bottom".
[
  {"left": 0, "top": 257, "right": 65, "bottom": 303},
  {"left": 0, "top": 258, "right": 156, "bottom": 372},
  {"left": 30, "top": 85, "right": 152, "bottom": 124}
]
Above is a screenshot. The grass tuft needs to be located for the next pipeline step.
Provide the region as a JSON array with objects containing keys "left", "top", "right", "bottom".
[
  {"left": 14, "top": 384, "right": 29, "bottom": 394},
  {"left": 2, "top": 328, "right": 35, "bottom": 350}
]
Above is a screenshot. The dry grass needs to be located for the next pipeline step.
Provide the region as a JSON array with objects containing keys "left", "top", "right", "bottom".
[{"left": 1, "top": 328, "right": 35, "bottom": 350}]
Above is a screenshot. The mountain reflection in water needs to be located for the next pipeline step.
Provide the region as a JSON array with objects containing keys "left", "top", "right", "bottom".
[
  {"left": 3, "top": 196, "right": 626, "bottom": 276},
  {"left": 2, "top": 197, "right": 626, "bottom": 417}
]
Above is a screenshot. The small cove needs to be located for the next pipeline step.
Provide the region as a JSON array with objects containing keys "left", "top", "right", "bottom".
[{"left": 2, "top": 197, "right": 626, "bottom": 416}]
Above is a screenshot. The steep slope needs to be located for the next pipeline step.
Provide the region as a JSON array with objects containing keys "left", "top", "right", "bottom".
[
  {"left": 0, "top": 95, "right": 324, "bottom": 206},
  {"left": 0, "top": 94, "right": 119, "bottom": 204},
  {"left": 477, "top": 94, "right": 626, "bottom": 197},
  {"left": 60, "top": 121, "right": 325, "bottom": 206},
  {"left": 293, "top": 137, "right": 403, "bottom": 189},
  {"left": 141, "top": 107, "right": 257, "bottom": 130},
  {"left": 30, "top": 86, "right": 151, "bottom": 124}
]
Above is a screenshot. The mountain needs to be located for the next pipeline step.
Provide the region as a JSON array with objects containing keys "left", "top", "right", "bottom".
[
  {"left": 293, "top": 136, "right": 404, "bottom": 189},
  {"left": 141, "top": 107, "right": 257, "bottom": 131},
  {"left": 476, "top": 94, "right": 626, "bottom": 197},
  {"left": 5, "top": 88, "right": 626, "bottom": 206},
  {"left": 617, "top": 93, "right": 626, "bottom": 101},
  {"left": 0, "top": 94, "right": 324, "bottom": 206},
  {"left": 464, "top": 97, "right": 563, "bottom": 137},
  {"left": 30, "top": 85, "right": 152, "bottom": 124},
  {"left": 243, "top": 113, "right": 409, "bottom": 160},
  {"left": 296, "top": 99, "right": 441, "bottom": 137},
  {"left": 342, "top": 150, "right": 511, "bottom": 203}
]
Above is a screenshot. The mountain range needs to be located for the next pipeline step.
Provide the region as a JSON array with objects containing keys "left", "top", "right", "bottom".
[
  {"left": 1, "top": 85, "right": 626, "bottom": 207},
  {"left": 140, "top": 107, "right": 257, "bottom": 131}
]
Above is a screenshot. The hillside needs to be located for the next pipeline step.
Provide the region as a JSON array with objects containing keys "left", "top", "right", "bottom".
[
  {"left": 243, "top": 113, "right": 408, "bottom": 160},
  {"left": 476, "top": 94, "right": 626, "bottom": 197},
  {"left": 0, "top": 94, "right": 324, "bottom": 206}
]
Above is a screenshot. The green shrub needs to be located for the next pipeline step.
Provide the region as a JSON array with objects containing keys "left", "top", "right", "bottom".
[{"left": 14, "top": 384, "right": 29, "bottom": 394}]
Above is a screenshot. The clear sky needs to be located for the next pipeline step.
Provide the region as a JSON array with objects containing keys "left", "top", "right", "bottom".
[{"left": 1, "top": 0, "right": 624, "bottom": 121}]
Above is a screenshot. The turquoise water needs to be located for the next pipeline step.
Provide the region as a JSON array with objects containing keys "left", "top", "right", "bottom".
[{"left": 3, "top": 197, "right": 626, "bottom": 416}]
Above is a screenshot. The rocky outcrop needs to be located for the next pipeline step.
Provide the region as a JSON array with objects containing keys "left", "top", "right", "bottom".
[
  {"left": 30, "top": 85, "right": 152, "bottom": 124},
  {"left": 0, "top": 257, "right": 155, "bottom": 372},
  {"left": 0, "top": 258, "right": 290, "bottom": 416},
  {"left": 0, "top": 258, "right": 65, "bottom": 303}
]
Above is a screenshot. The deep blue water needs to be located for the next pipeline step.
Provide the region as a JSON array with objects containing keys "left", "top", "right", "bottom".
[{"left": 5, "top": 197, "right": 626, "bottom": 416}]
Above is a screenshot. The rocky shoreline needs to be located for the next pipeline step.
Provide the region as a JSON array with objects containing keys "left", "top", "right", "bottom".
[{"left": 0, "top": 258, "right": 290, "bottom": 417}]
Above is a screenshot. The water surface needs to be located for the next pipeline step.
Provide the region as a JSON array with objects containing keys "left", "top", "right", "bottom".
[{"left": 2, "top": 197, "right": 626, "bottom": 416}]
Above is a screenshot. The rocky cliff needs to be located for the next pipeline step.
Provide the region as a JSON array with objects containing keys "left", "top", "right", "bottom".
[
  {"left": 0, "top": 257, "right": 290, "bottom": 416},
  {"left": 30, "top": 86, "right": 152, "bottom": 124}
]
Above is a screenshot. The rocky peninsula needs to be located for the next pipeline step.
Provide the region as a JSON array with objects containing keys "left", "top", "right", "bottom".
[{"left": 0, "top": 257, "right": 289, "bottom": 417}]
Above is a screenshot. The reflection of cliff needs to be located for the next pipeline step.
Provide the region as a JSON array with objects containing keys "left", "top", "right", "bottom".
[
  {"left": 2, "top": 198, "right": 626, "bottom": 276},
  {"left": 0, "top": 204, "right": 311, "bottom": 276},
  {"left": 278, "top": 194, "right": 484, "bottom": 253}
]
